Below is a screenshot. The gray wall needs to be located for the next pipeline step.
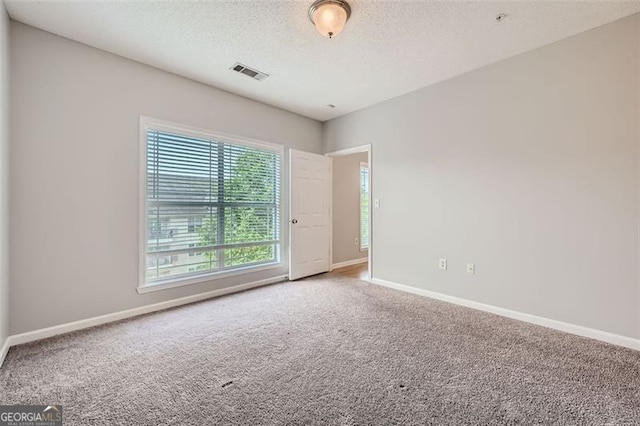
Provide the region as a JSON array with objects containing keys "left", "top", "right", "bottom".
[
  {"left": 332, "top": 152, "right": 368, "bottom": 265},
  {"left": 10, "top": 22, "right": 322, "bottom": 335},
  {"left": 0, "top": 6, "right": 9, "bottom": 347},
  {"left": 323, "top": 14, "right": 640, "bottom": 339}
]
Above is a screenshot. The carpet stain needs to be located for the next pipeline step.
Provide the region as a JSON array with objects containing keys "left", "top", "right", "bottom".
[{"left": 222, "top": 381, "right": 233, "bottom": 388}]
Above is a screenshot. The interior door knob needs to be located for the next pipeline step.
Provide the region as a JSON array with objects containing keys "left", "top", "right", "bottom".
[{"left": 291, "top": 219, "right": 298, "bottom": 224}]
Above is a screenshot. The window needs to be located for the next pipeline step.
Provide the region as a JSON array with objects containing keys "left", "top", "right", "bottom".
[
  {"left": 141, "top": 118, "right": 282, "bottom": 287},
  {"left": 187, "top": 217, "right": 202, "bottom": 233},
  {"left": 360, "top": 162, "right": 369, "bottom": 251}
]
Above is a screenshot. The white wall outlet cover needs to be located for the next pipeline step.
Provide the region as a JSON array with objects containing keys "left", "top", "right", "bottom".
[
  {"left": 467, "top": 263, "right": 475, "bottom": 274},
  {"left": 439, "top": 258, "right": 447, "bottom": 270},
  {"left": 374, "top": 198, "right": 380, "bottom": 208}
]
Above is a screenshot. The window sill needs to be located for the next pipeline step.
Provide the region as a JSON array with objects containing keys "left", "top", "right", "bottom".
[{"left": 137, "top": 262, "right": 285, "bottom": 294}]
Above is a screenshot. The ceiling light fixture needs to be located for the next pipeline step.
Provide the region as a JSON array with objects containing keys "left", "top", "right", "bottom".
[{"left": 309, "top": 0, "right": 351, "bottom": 39}]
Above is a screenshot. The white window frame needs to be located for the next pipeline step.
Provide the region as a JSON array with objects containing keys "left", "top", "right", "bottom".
[
  {"left": 138, "top": 116, "right": 285, "bottom": 293},
  {"left": 359, "top": 161, "right": 369, "bottom": 252}
]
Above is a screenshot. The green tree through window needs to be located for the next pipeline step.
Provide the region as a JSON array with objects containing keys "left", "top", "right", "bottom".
[{"left": 197, "top": 149, "right": 279, "bottom": 268}]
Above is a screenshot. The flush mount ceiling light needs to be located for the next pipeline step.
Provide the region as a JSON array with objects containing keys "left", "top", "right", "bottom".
[{"left": 309, "top": 0, "right": 352, "bottom": 39}]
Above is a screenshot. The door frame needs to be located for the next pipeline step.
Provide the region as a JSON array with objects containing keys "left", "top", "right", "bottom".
[{"left": 325, "top": 144, "right": 372, "bottom": 281}]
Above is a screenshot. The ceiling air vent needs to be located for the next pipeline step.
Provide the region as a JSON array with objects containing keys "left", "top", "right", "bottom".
[{"left": 230, "top": 63, "right": 269, "bottom": 81}]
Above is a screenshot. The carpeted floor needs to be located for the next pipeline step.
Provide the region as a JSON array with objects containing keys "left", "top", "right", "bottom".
[{"left": 1, "top": 273, "right": 639, "bottom": 425}]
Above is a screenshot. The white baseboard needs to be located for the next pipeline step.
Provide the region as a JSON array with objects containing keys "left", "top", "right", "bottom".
[
  {"left": 370, "top": 277, "right": 640, "bottom": 351},
  {"left": 0, "top": 337, "right": 9, "bottom": 368},
  {"left": 5, "top": 275, "right": 287, "bottom": 350},
  {"left": 331, "top": 258, "right": 367, "bottom": 270}
]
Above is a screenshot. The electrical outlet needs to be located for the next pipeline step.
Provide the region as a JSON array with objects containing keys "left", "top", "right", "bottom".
[
  {"left": 439, "top": 258, "right": 447, "bottom": 271},
  {"left": 374, "top": 198, "right": 380, "bottom": 208},
  {"left": 354, "top": 237, "right": 359, "bottom": 246},
  {"left": 467, "top": 263, "right": 475, "bottom": 274}
]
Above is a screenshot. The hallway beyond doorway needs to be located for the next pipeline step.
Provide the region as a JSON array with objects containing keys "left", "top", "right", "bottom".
[{"left": 334, "top": 262, "right": 369, "bottom": 281}]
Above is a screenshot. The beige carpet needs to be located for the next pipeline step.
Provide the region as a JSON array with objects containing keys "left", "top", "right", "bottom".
[{"left": 1, "top": 273, "right": 639, "bottom": 425}]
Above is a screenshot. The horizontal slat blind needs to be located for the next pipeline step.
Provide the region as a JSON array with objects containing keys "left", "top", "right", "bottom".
[
  {"left": 146, "top": 128, "right": 280, "bottom": 283},
  {"left": 360, "top": 164, "right": 369, "bottom": 250}
]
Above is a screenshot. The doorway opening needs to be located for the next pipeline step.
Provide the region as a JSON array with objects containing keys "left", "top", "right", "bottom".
[{"left": 326, "top": 145, "right": 372, "bottom": 281}]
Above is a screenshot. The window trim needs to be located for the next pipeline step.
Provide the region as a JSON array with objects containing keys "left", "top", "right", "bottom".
[
  {"left": 359, "top": 161, "right": 369, "bottom": 252},
  {"left": 138, "top": 116, "right": 285, "bottom": 292}
]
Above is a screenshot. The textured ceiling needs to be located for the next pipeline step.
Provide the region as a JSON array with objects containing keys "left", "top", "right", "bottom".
[{"left": 5, "top": 1, "right": 640, "bottom": 121}]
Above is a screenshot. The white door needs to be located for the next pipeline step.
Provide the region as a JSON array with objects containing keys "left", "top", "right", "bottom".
[{"left": 289, "top": 149, "right": 331, "bottom": 280}]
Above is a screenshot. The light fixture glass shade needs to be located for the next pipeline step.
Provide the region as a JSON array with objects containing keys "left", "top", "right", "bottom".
[{"left": 311, "top": 1, "right": 350, "bottom": 39}]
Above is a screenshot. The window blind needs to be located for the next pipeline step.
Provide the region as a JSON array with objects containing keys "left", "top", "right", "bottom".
[
  {"left": 360, "top": 164, "right": 369, "bottom": 250},
  {"left": 145, "top": 128, "right": 281, "bottom": 284}
]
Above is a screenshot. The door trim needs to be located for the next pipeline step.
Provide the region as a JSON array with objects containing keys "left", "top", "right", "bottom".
[{"left": 325, "top": 144, "right": 372, "bottom": 281}]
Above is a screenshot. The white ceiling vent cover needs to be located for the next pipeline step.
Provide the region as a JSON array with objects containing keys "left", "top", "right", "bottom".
[{"left": 230, "top": 63, "right": 269, "bottom": 81}]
